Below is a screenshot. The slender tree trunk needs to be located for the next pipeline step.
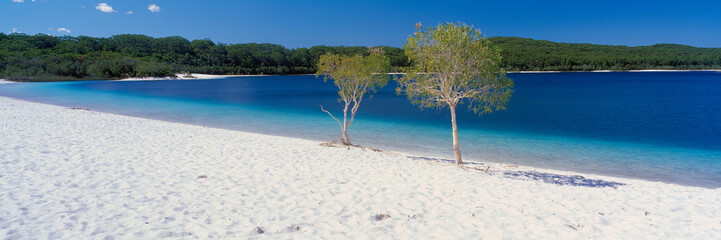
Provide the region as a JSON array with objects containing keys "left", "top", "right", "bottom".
[
  {"left": 341, "top": 127, "right": 351, "bottom": 145},
  {"left": 341, "top": 101, "right": 352, "bottom": 146},
  {"left": 450, "top": 105, "right": 462, "bottom": 164}
]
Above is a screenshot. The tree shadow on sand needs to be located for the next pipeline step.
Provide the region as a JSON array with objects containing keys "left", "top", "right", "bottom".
[
  {"left": 503, "top": 171, "right": 626, "bottom": 188},
  {"left": 408, "top": 156, "right": 625, "bottom": 188}
]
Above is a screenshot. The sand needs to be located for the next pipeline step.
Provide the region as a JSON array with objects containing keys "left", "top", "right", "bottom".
[
  {"left": 0, "top": 96, "right": 719, "bottom": 239},
  {"left": 118, "top": 73, "right": 229, "bottom": 81},
  {"left": 119, "top": 73, "right": 280, "bottom": 81},
  {"left": 508, "top": 69, "right": 721, "bottom": 73}
]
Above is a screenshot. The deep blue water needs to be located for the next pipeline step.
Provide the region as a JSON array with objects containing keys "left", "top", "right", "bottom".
[{"left": 1, "top": 72, "right": 720, "bottom": 188}]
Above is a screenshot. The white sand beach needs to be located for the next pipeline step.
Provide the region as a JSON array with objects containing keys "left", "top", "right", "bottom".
[
  {"left": 120, "top": 73, "right": 282, "bottom": 81},
  {"left": 508, "top": 69, "right": 721, "bottom": 73},
  {"left": 119, "top": 73, "right": 230, "bottom": 81},
  {"left": 1, "top": 96, "right": 720, "bottom": 239}
]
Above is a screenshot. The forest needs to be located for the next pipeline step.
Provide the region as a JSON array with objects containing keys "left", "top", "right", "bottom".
[
  {"left": 492, "top": 37, "right": 721, "bottom": 71},
  {"left": 2, "top": 33, "right": 721, "bottom": 80}
]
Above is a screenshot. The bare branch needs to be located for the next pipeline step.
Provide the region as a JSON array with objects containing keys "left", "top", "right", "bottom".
[
  {"left": 320, "top": 105, "right": 343, "bottom": 131},
  {"left": 316, "top": 51, "right": 390, "bottom": 145}
]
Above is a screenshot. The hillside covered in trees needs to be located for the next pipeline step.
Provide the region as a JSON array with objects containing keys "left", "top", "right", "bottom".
[
  {"left": 2, "top": 33, "right": 721, "bottom": 80},
  {"left": 0, "top": 33, "right": 408, "bottom": 80},
  {"left": 492, "top": 37, "right": 721, "bottom": 71}
]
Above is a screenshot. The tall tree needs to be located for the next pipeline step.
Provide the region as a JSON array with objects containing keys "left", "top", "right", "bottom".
[
  {"left": 316, "top": 47, "right": 390, "bottom": 145},
  {"left": 397, "top": 22, "right": 514, "bottom": 164}
]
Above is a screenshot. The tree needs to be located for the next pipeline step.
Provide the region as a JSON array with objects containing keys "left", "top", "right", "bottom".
[
  {"left": 316, "top": 47, "right": 390, "bottom": 145},
  {"left": 5, "top": 32, "right": 721, "bottom": 81},
  {"left": 397, "top": 22, "right": 514, "bottom": 164}
]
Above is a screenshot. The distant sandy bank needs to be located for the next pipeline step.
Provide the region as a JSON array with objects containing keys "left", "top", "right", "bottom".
[
  {"left": 508, "top": 69, "right": 721, "bottom": 73},
  {"left": 119, "top": 73, "right": 315, "bottom": 81},
  {"left": 5, "top": 70, "right": 720, "bottom": 83},
  {"left": 119, "top": 73, "right": 242, "bottom": 81}
]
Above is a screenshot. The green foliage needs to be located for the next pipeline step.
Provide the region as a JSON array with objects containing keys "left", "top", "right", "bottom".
[
  {"left": 0, "top": 34, "right": 407, "bottom": 81},
  {"left": 398, "top": 22, "right": 514, "bottom": 114},
  {"left": 489, "top": 37, "right": 721, "bottom": 71},
  {"left": 3, "top": 32, "right": 721, "bottom": 81},
  {"left": 316, "top": 48, "right": 391, "bottom": 145},
  {"left": 398, "top": 22, "right": 514, "bottom": 164},
  {"left": 316, "top": 49, "right": 390, "bottom": 99}
]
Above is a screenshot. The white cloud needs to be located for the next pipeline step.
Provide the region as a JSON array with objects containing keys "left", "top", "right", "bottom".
[
  {"left": 12, "top": 0, "right": 35, "bottom": 2},
  {"left": 126, "top": 11, "right": 133, "bottom": 15},
  {"left": 148, "top": 4, "right": 160, "bottom": 13},
  {"left": 95, "top": 3, "right": 116, "bottom": 13},
  {"left": 57, "top": 28, "right": 70, "bottom": 33},
  {"left": 11, "top": 28, "right": 20, "bottom": 33}
]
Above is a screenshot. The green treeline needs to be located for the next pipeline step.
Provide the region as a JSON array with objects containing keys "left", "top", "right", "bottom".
[
  {"left": 0, "top": 33, "right": 408, "bottom": 80},
  {"left": 2, "top": 33, "right": 721, "bottom": 80},
  {"left": 492, "top": 37, "right": 721, "bottom": 71}
]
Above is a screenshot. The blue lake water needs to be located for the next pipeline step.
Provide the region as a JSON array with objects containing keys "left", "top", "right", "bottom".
[{"left": 1, "top": 72, "right": 720, "bottom": 188}]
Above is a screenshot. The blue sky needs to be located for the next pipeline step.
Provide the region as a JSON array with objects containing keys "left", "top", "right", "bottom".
[{"left": 2, "top": 0, "right": 721, "bottom": 48}]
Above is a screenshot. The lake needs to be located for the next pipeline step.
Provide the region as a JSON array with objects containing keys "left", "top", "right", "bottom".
[{"left": 1, "top": 72, "right": 720, "bottom": 188}]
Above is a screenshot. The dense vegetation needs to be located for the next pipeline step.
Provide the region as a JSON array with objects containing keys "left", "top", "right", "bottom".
[
  {"left": 0, "top": 33, "right": 408, "bottom": 80},
  {"left": 2, "top": 33, "right": 721, "bottom": 80},
  {"left": 492, "top": 37, "right": 721, "bottom": 71}
]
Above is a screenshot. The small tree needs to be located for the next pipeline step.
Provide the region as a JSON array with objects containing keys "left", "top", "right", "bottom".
[
  {"left": 316, "top": 48, "right": 390, "bottom": 145},
  {"left": 397, "top": 22, "right": 514, "bottom": 164}
]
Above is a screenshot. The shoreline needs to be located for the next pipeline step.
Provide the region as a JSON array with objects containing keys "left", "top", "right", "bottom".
[
  {"left": 3, "top": 69, "right": 720, "bottom": 83},
  {"left": 507, "top": 69, "right": 721, "bottom": 73},
  {"left": 118, "top": 73, "right": 242, "bottom": 81},
  {"left": 1, "top": 79, "right": 717, "bottom": 188},
  {"left": 100, "top": 69, "right": 721, "bottom": 81},
  {"left": 1, "top": 96, "right": 719, "bottom": 238},
  {"left": 119, "top": 73, "right": 316, "bottom": 81},
  {"left": 0, "top": 93, "right": 716, "bottom": 189},
  {"left": 119, "top": 69, "right": 721, "bottom": 80}
]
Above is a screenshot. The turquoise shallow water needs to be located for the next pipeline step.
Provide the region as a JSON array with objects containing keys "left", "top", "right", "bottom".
[{"left": 1, "top": 72, "right": 720, "bottom": 188}]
